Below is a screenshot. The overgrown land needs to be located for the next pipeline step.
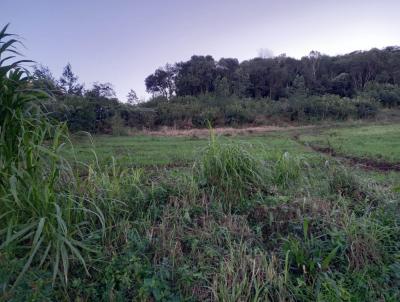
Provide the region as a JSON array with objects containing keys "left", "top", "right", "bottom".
[{"left": 1, "top": 24, "right": 400, "bottom": 301}]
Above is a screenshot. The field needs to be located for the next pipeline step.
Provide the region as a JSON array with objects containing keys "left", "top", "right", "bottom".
[
  {"left": 300, "top": 124, "right": 400, "bottom": 163},
  {"left": 70, "top": 130, "right": 310, "bottom": 167},
  {"left": 4, "top": 120, "right": 400, "bottom": 301},
  {"left": 2, "top": 25, "right": 400, "bottom": 301},
  {"left": 61, "top": 123, "right": 400, "bottom": 301},
  {"left": 70, "top": 124, "right": 400, "bottom": 186}
]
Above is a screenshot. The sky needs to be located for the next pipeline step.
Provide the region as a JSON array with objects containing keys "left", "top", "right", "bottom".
[{"left": 1, "top": 0, "right": 399, "bottom": 101}]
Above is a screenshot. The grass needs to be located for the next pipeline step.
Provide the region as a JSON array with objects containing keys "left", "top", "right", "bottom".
[
  {"left": 5, "top": 119, "right": 400, "bottom": 300},
  {"left": 300, "top": 124, "right": 400, "bottom": 163},
  {"left": 68, "top": 132, "right": 312, "bottom": 167},
  {"left": 2, "top": 24, "right": 400, "bottom": 301}
]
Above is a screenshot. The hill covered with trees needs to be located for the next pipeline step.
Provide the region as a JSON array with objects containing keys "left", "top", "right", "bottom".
[
  {"left": 146, "top": 47, "right": 400, "bottom": 100},
  {"left": 36, "top": 47, "right": 400, "bottom": 132}
]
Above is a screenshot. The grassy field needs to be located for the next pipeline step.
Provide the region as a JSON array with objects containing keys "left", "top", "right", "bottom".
[
  {"left": 299, "top": 124, "right": 400, "bottom": 163},
  {"left": 4, "top": 123, "right": 400, "bottom": 301},
  {"left": 70, "top": 131, "right": 313, "bottom": 166},
  {"left": 70, "top": 125, "right": 400, "bottom": 187}
]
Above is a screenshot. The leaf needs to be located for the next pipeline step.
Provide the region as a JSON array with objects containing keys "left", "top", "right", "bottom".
[
  {"left": 63, "top": 237, "right": 89, "bottom": 275},
  {"left": 52, "top": 243, "right": 61, "bottom": 286},
  {"left": 9, "top": 175, "right": 19, "bottom": 204},
  {"left": 303, "top": 218, "right": 309, "bottom": 241},
  {"left": 322, "top": 245, "right": 340, "bottom": 270},
  {"left": 60, "top": 242, "right": 69, "bottom": 284},
  {"left": 32, "top": 217, "right": 46, "bottom": 246},
  {"left": 0, "top": 223, "right": 36, "bottom": 249}
]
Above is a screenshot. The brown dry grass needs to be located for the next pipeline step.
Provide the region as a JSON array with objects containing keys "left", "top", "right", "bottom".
[{"left": 131, "top": 125, "right": 316, "bottom": 138}]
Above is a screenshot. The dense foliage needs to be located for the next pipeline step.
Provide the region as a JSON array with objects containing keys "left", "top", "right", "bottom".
[
  {"left": 43, "top": 93, "right": 380, "bottom": 132},
  {"left": 33, "top": 45, "right": 400, "bottom": 133},
  {"left": 146, "top": 48, "right": 400, "bottom": 100}
]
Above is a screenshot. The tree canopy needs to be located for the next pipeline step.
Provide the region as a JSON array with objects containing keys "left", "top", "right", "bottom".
[{"left": 145, "top": 47, "right": 400, "bottom": 100}]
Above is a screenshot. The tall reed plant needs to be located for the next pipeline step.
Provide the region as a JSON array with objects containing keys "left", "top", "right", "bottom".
[{"left": 0, "top": 24, "right": 103, "bottom": 293}]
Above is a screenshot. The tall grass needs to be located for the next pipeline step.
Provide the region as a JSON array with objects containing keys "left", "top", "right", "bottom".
[
  {"left": 195, "top": 131, "right": 267, "bottom": 205},
  {"left": 0, "top": 24, "right": 105, "bottom": 293}
]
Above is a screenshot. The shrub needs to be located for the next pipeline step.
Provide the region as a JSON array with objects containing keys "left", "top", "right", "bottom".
[
  {"left": 362, "top": 82, "right": 400, "bottom": 108},
  {"left": 353, "top": 98, "right": 378, "bottom": 118}
]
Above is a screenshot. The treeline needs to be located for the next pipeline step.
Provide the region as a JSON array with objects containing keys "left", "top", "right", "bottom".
[
  {"left": 145, "top": 47, "right": 400, "bottom": 101},
  {"left": 33, "top": 64, "right": 140, "bottom": 134},
  {"left": 34, "top": 47, "right": 400, "bottom": 133}
]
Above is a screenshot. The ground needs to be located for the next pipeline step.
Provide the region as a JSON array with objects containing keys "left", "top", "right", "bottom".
[{"left": 70, "top": 122, "right": 400, "bottom": 190}]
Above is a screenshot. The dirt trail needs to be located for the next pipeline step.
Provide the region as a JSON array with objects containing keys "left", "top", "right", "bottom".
[{"left": 293, "top": 134, "right": 400, "bottom": 172}]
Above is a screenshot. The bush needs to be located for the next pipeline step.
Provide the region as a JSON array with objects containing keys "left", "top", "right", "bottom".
[
  {"left": 45, "top": 91, "right": 382, "bottom": 133},
  {"left": 362, "top": 82, "right": 400, "bottom": 108},
  {"left": 354, "top": 98, "right": 379, "bottom": 118}
]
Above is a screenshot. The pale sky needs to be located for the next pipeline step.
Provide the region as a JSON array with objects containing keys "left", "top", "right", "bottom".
[{"left": 2, "top": 0, "right": 399, "bottom": 100}]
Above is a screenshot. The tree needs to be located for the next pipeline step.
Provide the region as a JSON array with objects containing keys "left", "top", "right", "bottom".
[
  {"left": 216, "top": 58, "right": 240, "bottom": 95},
  {"left": 59, "top": 63, "right": 84, "bottom": 95},
  {"left": 289, "top": 75, "right": 308, "bottom": 97},
  {"left": 127, "top": 89, "right": 139, "bottom": 104},
  {"left": 215, "top": 76, "right": 230, "bottom": 97},
  {"left": 175, "top": 55, "right": 217, "bottom": 96},
  {"left": 308, "top": 51, "right": 322, "bottom": 81},
  {"left": 145, "top": 64, "right": 176, "bottom": 98},
  {"left": 329, "top": 73, "right": 354, "bottom": 97},
  {"left": 85, "top": 82, "right": 116, "bottom": 99},
  {"left": 143, "top": 46, "right": 400, "bottom": 100},
  {"left": 32, "top": 64, "right": 62, "bottom": 95}
]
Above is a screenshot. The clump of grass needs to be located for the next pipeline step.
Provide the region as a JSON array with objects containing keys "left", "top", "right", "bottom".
[
  {"left": 0, "top": 26, "right": 85, "bottom": 285},
  {"left": 328, "top": 165, "right": 363, "bottom": 199},
  {"left": 326, "top": 163, "right": 390, "bottom": 208},
  {"left": 0, "top": 24, "right": 106, "bottom": 293},
  {"left": 194, "top": 131, "right": 266, "bottom": 205},
  {"left": 211, "top": 242, "right": 288, "bottom": 301},
  {"left": 270, "top": 151, "right": 304, "bottom": 190}
]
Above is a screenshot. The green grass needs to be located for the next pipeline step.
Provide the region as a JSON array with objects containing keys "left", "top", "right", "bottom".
[
  {"left": 300, "top": 124, "right": 400, "bottom": 163},
  {"left": 69, "top": 127, "right": 400, "bottom": 190},
  {"left": 69, "top": 132, "right": 312, "bottom": 167},
  {"left": 6, "top": 123, "right": 400, "bottom": 301}
]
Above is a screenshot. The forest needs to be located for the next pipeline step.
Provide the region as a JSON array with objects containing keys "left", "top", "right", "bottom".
[{"left": 34, "top": 47, "right": 400, "bottom": 132}]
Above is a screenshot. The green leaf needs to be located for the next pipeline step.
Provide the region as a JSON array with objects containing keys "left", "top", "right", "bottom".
[{"left": 322, "top": 245, "right": 340, "bottom": 270}]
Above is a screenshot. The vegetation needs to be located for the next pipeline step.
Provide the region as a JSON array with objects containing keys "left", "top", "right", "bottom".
[
  {"left": 1, "top": 24, "right": 400, "bottom": 301},
  {"left": 300, "top": 124, "right": 400, "bottom": 163},
  {"left": 29, "top": 35, "right": 400, "bottom": 133},
  {"left": 145, "top": 49, "right": 400, "bottom": 100}
]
